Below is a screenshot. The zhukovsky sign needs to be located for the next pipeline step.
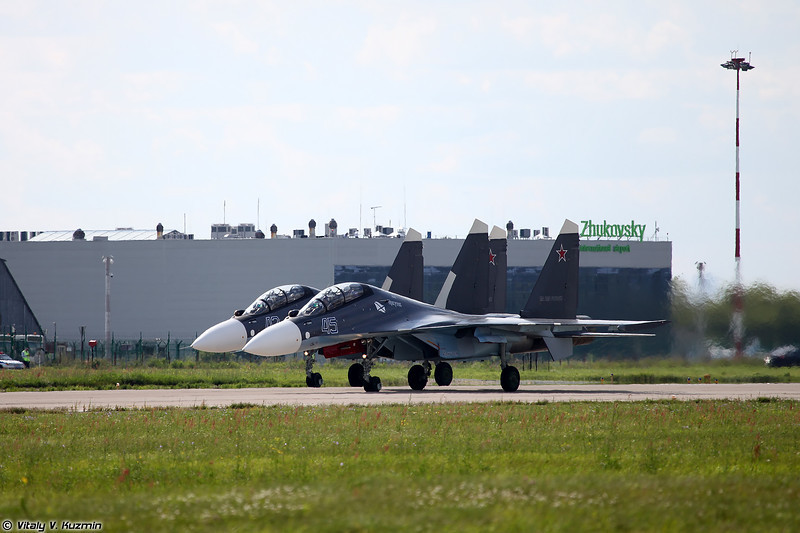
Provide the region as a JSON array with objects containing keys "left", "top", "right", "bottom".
[{"left": 580, "top": 220, "right": 646, "bottom": 241}]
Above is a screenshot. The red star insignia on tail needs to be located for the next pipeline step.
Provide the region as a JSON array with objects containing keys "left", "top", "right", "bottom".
[
  {"left": 488, "top": 249, "right": 496, "bottom": 265},
  {"left": 556, "top": 245, "right": 567, "bottom": 262}
]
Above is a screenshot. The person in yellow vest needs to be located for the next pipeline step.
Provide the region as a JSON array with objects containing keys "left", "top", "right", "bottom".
[{"left": 21, "top": 347, "right": 30, "bottom": 368}]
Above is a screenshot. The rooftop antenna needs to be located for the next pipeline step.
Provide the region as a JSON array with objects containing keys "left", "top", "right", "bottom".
[
  {"left": 651, "top": 221, "right": 660, "bottom": 241},
  {"left": 403, "top": 185, "right": 407, "bottom": 230},
  {"left": 721, "top": 50, "right": 754, "bottom": 359},
  {"left": 257, "top": 198, "right": 260, "bottom": 231},
  {"left": 370, "top": 206, "right": 381, "bottom": 232},
  {"left": 223, "top": 200, "right": 226, "bottom": 225}
]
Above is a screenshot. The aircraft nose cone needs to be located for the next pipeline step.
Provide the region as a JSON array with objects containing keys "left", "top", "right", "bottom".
[
  {"left": 244, "top": 320, "right": 302, "bottom": 357},
  {"left": 191, "top": 318, "right": 248, "bottom": 353}
]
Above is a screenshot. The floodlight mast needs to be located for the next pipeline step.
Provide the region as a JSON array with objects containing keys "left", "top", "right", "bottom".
[
  {"left": 721, "top": 51, "right": 754, "bottom": 359},
  {"left": 102, "top": 255, "right": 114, "bottom": 360}
]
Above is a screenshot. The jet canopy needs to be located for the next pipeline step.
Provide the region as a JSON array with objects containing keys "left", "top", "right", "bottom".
[
  {"left": 244, "top": 285, "right": 314, "bottom": 316},
  {"left": 300, "top": 283, "right": 370, "bottom": 317}
]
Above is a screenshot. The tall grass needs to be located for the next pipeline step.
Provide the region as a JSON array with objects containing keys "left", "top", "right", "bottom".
[{"left": 0, "top": 400, "right": 798, "bottom": 531}]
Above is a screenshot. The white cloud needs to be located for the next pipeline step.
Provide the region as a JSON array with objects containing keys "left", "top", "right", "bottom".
[
  {"left": 522, "top": 69, "right": 668, "bottom": 101},
  {"left": 121, "top": 71, "right": 190, "bottom": 103},
  {"left": 213, "top": 21, "right": 260, "bottom": 55},
  {"left": 357, "top": 16, "right": 438, "bottom": 72},
  {"left": 332, "top": 105, "right": 401, "bottom": 131}
]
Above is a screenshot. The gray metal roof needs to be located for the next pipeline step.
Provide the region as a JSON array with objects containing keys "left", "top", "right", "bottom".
[{"left": 29, "top": 229, "right": 168, "bottom": 242}]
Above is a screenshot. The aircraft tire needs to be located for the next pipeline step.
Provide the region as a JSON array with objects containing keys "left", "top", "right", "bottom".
[
  {"left": 434, "top": 362, "right": 453, "bottom": 386},
  {"left": 348, "top": 363, "right": 365, "bottom": 387},
  {"left": 364, "top": 376, "right": 382, "bottom": 392},
  {"left": 306, "top": 372, "right": 323, "bottom": 388},
  {"left": 408, "top": 364, "right": 428, "bottom": 391},
  {"left": 500, "top": 366, "right": 520, "bottom": 392}
]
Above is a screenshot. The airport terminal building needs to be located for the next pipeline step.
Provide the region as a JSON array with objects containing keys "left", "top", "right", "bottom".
[{"left": 0, "top": 222, "right": 672, "bottom": 356}]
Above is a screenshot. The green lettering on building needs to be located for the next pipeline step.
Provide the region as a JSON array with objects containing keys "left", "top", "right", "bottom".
[
  {"left": 580, "top": 220, "right": 646, "bottom": 241},
  {"left": 580, "top": 244, "right": 631, "bottom": 254}
]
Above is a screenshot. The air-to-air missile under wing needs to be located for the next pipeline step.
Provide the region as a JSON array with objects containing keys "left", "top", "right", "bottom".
[{"left": 243, "top": 220, "right": 667, "bottom": 392}]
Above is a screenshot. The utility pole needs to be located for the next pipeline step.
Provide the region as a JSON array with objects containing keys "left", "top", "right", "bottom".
[
  {"left": 102, "top": 255, "right": 114, "bottom": 359},
  {"left": 370, "top": 206, "right": 382, "bottom": 236}
]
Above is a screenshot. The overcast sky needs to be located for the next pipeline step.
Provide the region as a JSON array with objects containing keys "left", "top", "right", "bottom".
[{"left": 2, "top": 1, "right": 798, "bottom": 292}]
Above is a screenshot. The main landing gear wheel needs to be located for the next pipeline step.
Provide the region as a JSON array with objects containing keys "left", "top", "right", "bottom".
[
  {"left": 348, "top": 363, "right": 365, "bottom": 387},
  {"left": 364, "top": 376, "right": 382, "bottom": 392},
  {"left": 305, "top": 372, "right": 323, "bottom": 388},
  {"left": 408, "top": 364, "right": 428, "bottom": 391},
  {"left": 434, "top": 362, "right": 453, "bottom": 386},
  {"left": 500, "top": 365, "right": 520, "bottom": 392}
]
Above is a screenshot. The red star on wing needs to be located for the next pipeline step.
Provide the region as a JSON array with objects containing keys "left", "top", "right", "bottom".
[
  {"left": 488, "top": 249, "right": 496, "bottom": 265},
  {"left": 556, "top": 245, "right": 567, "bottom": 262}
]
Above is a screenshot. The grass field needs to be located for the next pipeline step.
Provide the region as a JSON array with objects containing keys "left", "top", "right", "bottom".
[
  {"left": 0, "top": 356, "right": 797, "bottom": 392},
  {"left": 0, "top": 399, "right": 798, "bottom": 531}
]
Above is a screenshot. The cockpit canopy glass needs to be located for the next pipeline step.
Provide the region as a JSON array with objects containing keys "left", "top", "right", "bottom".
[
  {"left": 244, "top": 285, "right": 312, "bottom": 316},
  {"left": 300, "top": 283, "right": 368, "bottom": 318}
]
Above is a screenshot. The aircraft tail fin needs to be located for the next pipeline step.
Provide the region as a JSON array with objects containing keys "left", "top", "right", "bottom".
[
  {"left": 382, "top": 228, "right": 423, "bottom": 301},
  {"left": 434, "top": 219, "right": 492, "bottom": 313},
  {"left": 488, "top": 225, "right": 507, "bottom": 313},
  {"left": 521, "top": 219, "right": 580, "bottom": 319}
]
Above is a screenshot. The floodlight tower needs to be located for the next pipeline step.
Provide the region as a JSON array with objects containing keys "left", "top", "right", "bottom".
[
  {"left": 721, "top": 51, "right": 754, "bottom": 359},
  {"left": 102, "top": 255, "right": 114, "bottom": 360}
]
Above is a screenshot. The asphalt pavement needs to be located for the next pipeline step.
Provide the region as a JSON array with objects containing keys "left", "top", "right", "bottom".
[{"left": 1, "top": 382, "right": 798, "bottom": 410}]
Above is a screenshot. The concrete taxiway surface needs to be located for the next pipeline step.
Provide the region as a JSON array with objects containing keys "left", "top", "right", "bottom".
[{"left": 1, "top": 383, "right": 799, "bottom": 410}]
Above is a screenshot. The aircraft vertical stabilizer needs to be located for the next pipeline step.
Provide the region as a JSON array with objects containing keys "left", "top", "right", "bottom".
[
  {"left": 521, "top": 219, "right": 579, "bottom": 319},
  {"left": 434, "top": 219, "right": 490, "bottom": 313},
  {"left": 381, "top": 228, "right": 423, "bottom": 301},
  {"left": 488, "top": 225, "right": 507, "bottom": 313}
]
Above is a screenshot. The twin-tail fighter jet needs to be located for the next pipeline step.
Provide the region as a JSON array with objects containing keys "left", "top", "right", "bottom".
[
  {"left": 243, "top": 220, "right": 667, "bottom": 392},
  {"left": 191, "top": 229, "right": 424, "bottom": 387}
]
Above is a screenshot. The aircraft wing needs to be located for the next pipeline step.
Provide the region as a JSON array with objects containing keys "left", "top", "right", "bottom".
[{"left": 367, "top": 313, "right": 667, "bottom": 340}]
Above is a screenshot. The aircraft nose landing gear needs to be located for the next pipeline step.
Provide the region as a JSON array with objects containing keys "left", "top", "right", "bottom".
[
  {"left": 357, "top": 356, "right": 382, "bottom": 392},
  {"left": 364, "top": 375, "right": 382, "bottom": 392},
  {"left": 304, "top": 351, "right": 323, "bottom": 388}
]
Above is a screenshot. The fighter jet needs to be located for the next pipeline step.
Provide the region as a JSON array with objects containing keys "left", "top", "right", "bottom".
[
  {"left": 327, "top": 219, "right": 508, "bottom": 388},
  {"left": 243, "top": 220, "right": 667, "bottom": 392},
  {"left": 191, "top": 228, "right": 424, "bottom": 386}
]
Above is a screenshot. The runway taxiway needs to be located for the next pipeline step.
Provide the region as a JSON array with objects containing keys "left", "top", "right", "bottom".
[{"left": 1, "top": 382, "right": 798, "bottom": 410}]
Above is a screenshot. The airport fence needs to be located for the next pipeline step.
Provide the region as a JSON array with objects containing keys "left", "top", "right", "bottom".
[{"left": 8, "top": 332, "right": 244, "bottom": 368}]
